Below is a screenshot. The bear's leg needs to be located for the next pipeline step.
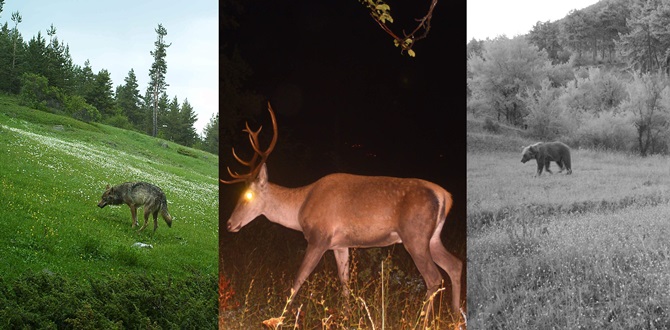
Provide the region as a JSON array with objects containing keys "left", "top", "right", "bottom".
[
  {"left": 556, "top": 160, "right": 564, "bottom": 173},
  {"left": 535, "top": 159, "right": 544, "bottom": 177},
  {"left": 544, "top": 160, "right": 553, "bottom": 174}
]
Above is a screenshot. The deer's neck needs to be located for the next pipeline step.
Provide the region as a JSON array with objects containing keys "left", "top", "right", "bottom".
[{"left": 263, "top": 183, "right": 308, "bottom": 232}]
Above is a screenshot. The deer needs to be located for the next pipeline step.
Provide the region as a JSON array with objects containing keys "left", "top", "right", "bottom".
[{"left": 221, "top": 102, "right": 463, "bottom": 322}]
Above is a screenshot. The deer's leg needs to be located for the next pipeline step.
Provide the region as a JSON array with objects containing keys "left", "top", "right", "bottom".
[
  {"left": 429, "top": 231, "right": 462, "bottom": 316},
  {"left": 333, "top": 248, "right": 350, "bottom": 297},
  {"left": 290, "top": 243, "right": 327, "bottom": 301},
  {"left": 403, "top": 238, "right": 443, "bottom": 318}
]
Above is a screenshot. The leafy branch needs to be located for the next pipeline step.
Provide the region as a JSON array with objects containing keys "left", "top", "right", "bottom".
[{"left": 360, "top": 0, "right": 438, "bottom": 57}]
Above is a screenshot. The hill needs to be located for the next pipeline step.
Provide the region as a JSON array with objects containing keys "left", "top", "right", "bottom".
[
  {"left": 467, "top": 113, "right": 532, "bottom": 154},
  {"left": 0, "top": 95, "right": 218, "bottom": 328},
  {"left": 467, "top": 115, "right": 670, "bottom": 328}
]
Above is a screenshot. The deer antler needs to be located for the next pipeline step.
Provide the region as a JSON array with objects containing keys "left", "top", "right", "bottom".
[{"left": 221, "top": 102, "right": 278, "bottom": 184}]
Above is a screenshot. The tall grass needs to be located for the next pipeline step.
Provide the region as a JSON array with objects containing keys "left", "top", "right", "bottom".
[
  {"left": 468, "top": 150, "right": 670, "bottom": 233},
  {"left": 0, "top": 95, "right": 219, "bottom": 327},
  {"left": 221, "top": 227, "right": 464, "bottom": 329},
  {"left": 468, "top": 117, "right": 670, "bottom": 328}
]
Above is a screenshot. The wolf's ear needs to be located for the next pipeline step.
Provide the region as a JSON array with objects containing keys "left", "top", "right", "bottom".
[{"left": 105, "top": 184, "right": 110, "bottom": 190}]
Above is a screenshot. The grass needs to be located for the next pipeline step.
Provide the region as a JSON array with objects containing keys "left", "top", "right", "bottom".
[
  {"left": 221, "top": 242, "right": 464, "bottom": 329},
  {"left": 467, "top": 116, "right": 670, "bottom": 329},
  {"left": 0, "top": 94, "right": 218, "bottom": 327}
]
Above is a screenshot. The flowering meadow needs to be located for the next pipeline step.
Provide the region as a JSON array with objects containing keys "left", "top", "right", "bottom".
[{"left": 0, "top": 95, "right": 218, "bottom": 327}]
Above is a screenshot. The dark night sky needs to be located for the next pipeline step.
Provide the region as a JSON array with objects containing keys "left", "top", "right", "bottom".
[{"left": 221, "top": 0, "right": 466, "bottom": 254}]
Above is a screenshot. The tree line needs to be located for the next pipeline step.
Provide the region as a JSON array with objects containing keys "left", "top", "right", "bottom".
[
  {"left": 0, "top": 2, "right": 219, "bottom": 154},
  {"left": 468, "top": 0, "right": 670, "bottom": 157}
]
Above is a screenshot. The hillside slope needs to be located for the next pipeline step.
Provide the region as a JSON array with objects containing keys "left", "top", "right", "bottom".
[
  {"left": 467, "top": 114, "right": 534, "bottom": 153},
  {"left": 0, "top": 95, "right": 219, "bottom": 327}
]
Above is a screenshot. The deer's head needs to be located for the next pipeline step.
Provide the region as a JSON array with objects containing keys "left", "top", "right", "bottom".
[{"left": 221, "top": 103, "right": 278, "bottom": 232}]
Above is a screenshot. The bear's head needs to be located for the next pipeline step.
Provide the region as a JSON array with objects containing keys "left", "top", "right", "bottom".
[{"left": 520, "top": 143, "right": 541, "bottom": 163}]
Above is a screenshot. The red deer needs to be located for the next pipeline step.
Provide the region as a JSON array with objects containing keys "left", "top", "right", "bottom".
[{"left": 221, "top": 103, "right": 463, "bottom": 320}]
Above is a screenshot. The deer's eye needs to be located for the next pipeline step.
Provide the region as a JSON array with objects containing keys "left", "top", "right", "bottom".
[{"left": 244, "top": 190, "right": 254, "bottom": 201}]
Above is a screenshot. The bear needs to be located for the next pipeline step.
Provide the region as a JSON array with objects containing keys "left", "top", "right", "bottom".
[{"left": 521, "top": 141, "right": 572, "bottom": 177}]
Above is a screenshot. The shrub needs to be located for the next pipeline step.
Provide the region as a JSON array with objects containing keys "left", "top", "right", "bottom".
[
  {"left": 64, "top": 95, "right": 101, "bottom": 123},
  {"left": 103, "top": 114, "right": 134, "bottom": 130},
  {"left": 483, "top": 117, "right": 501, "bottom": 133},
  {"left": 18, "top": 73, "right": 51, "bottom": 111},
  {"left": 177, "top": 147, "right": 199, "bottom": 158},
  {"left": 521, "top": 79, "right": 573, "bottom": 140},
  {"left": 576, "top": 111, "right": 636, "bottom": 152}
]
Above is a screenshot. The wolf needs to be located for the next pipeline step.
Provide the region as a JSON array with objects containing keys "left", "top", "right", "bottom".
[
  {"left": 97, "top": 182, "right": 173, "bottom": 232},
  {"left": 521, "top": 141, "right": 573, "bottom": 177}
]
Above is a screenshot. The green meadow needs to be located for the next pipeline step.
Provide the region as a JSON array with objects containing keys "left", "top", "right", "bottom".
[
  {"left": 0, "top": 95, "right": 218, "bottom": 328},
  {"left": 468, "top": 116, "right": 670, "bottom": 329}
]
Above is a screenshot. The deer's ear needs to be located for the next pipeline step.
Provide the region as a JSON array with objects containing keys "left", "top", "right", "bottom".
[{"left": 257, "top": 163, "right": 268, "bottom": 187}]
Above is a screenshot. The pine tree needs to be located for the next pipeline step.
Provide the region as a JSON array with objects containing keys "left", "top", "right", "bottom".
[
  {"left": 44, "top": 24, "right": 73, "bottom": 92},
  {"left": 160, "top": 95, "right": 180, "bottom": 141},
  {"left": 202, "top": 112, "right": 219, "bottom": 154},
  {"left": 88, "top": 69, "right": 116, "bottom": 118},
  {"left": 24, "top": 31, "right": 47, "bottom": 79},
  {"left": 0, "top": 23, "right": 14, "bottom": 93},
  {"left": 72, "top": 59, "right": 95, "bottom": 101},
  {"left": 159, "top": 96, "right": 198, "bottom": 146},
  {"left": 147, "top": 24, "right": 170, "bottom": 137},
  {"left": 116, "top": 69, "right": 142, "bottom": 129},
  {"left": 10, "top": 11, "right": 21, "bottom": 70},
  {"left": 177, "top": 98, "right": 198, "bottom": 146}
]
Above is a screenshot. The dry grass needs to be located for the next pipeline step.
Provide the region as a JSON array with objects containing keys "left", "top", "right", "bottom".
[{"left": 220, "top": 244, "right": 464, "bottom": 329}]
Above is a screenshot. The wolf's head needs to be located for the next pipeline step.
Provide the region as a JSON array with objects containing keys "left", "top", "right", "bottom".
[{"left": 98, "top": 184, "right": 123, "bottom": 208}]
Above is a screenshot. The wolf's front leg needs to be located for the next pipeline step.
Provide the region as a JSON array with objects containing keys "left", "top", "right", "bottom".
[{"left": 129, "top": 205, "right": 138, "bottom": 228}]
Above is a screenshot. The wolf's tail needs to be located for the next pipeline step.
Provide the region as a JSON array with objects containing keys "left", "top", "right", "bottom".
[{"left": 160, "top": 200, "right": 173, "bottom": 228}]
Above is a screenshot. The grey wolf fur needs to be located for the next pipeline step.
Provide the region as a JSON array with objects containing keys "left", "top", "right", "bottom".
[
  {"left": 98, "top": 182, "right": 173, "bottom": 232},
  {"left": 521, "top": 141, "right": 573, "bottom": 176}
]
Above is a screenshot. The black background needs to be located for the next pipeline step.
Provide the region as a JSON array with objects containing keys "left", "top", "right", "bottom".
[{"left": 220, "top": 0, "right": 466, "bottom": 305}]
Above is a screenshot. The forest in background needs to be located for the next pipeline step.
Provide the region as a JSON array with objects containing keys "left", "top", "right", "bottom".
[
  {"left": 467, "top": 0, "right": 670, "bottom": 156},
  {"left": 0, "top": 1, "right": 219, "bottom": 154}
]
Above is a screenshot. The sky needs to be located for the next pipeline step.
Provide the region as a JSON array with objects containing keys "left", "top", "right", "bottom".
[
  {"left": 467, "top": 0, "right": 601, "bottom": 41},
  {"left": 1, "top": 0, "right": 218, "bottom": 136}
]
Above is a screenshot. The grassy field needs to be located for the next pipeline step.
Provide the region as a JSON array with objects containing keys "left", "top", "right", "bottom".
[
  {"left": 0, "top": 95, "right": 218, "bottom": 328},
  {"left": 220, "top": 233, "right": 463, "bottom": 329},
  {"left": 468, "top": 116, "right": 670, "bottom": 329}
]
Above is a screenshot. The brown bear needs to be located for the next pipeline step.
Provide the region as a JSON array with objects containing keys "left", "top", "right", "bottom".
[{"left": 521, "top": 141, "right": 572, "bottom": 177}]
